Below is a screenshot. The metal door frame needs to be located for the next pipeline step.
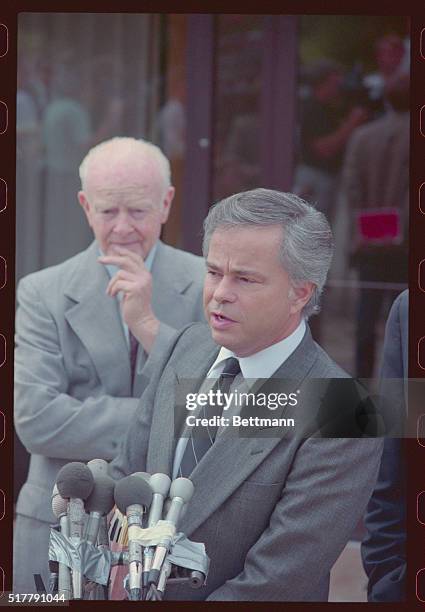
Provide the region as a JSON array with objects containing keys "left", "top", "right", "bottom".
[{"left": 182, "top": 14, "right": 299, "bottom": 254}]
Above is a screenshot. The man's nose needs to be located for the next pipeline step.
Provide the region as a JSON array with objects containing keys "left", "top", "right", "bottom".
[
  {"left": 113, "top": 211, "right": 132, "bottom": 233},
  {"left": 213, "top": 276, "right": 236, "bottom": 303}
]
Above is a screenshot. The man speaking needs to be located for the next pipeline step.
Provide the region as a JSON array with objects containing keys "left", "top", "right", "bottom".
[
  {"left": 111, "top": 188, "right": 383, "bottom": 601},
  {"left": 14, "top": 137, "right": 205, "bottom": 592}
]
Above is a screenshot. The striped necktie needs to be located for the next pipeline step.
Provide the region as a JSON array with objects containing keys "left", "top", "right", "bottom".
[
  {"left": 129, "top": 331, "right": 138, "bottom": 386},
  {"left": 179, "top": 357, "right": 241, "bottom": 478}
]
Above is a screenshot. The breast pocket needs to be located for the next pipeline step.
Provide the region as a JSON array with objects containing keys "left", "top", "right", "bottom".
[{"left": 231, "top": 479, "right": 284, "bottom": 501}]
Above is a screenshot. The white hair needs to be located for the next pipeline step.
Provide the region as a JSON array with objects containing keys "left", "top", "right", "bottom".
[{"left": 78, "top": 136, "right": 172, "bottom": 195}]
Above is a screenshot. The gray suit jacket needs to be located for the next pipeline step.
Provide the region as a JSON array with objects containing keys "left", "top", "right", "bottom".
[
  {"left": 14, "top": 240, "right": 205, "bottom": 524},
  {"left": 111, "top": 323, "right": 384, "bottom": 601}
]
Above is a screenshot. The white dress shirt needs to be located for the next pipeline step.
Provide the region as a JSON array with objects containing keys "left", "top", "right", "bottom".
[
  {"left": 207, "top": 318, "right": 306, "bottom": 380},
  {"left": 172, "top": 319, "right": 307, "bottom": 478}
]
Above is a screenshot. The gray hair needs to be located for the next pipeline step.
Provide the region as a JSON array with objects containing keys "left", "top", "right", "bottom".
[
  {"left": 202, "top": 188, "right": 334, "bottom": 318},
  {"left": 78, "top": 136, "right": 172, "bottom": 196}
]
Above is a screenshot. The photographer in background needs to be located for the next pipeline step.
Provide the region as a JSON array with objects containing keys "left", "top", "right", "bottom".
[{"left": 294, "top": 59, "right": 369, "bottom": 222}]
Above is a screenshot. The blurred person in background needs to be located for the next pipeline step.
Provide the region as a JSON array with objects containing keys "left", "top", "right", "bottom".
[
  {"left": 342, "top": 76, "right": 409, "bottom": 378},
  {"left": 16, "top": 60, "right": 43, "bottom": 278},
  {"left": 363, "top": 35, "right": 406, "bottom": 113},
  {"left": 294, "top": 58, "right": 369, "bottom": 222},
  {"left": 41, "top": 61, "right": 125, "bottom": 267},
  {"left": 216, "top": 93, "right": 260, "bottom": 198}
]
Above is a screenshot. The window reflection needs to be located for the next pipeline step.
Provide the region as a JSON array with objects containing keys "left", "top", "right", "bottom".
[
  {"left": 295, "top": 16, "right": 409, "bottom": 378},
  {"left": 212, "top": 15, "right": 263, "bottom": 201},
  {"left": 17, "top": 13, "right": 166, "bottom": 276}
]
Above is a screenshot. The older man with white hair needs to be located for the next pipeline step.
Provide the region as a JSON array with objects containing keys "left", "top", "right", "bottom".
[{"left": 13, "top": 137, "right": 205, "bottom": 592}]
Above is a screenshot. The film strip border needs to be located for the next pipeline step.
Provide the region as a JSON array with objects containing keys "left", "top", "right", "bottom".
[
  {"left": 0, "top": 6, "right": 423, "bottom": 608},
  {"left": 0, "top": 5, "right": 16, "bottom": 593},
  {"left": 412, "top": 17, "right": 425, "bottom": 607},
  {"left": 0, "top": 7, "right": 14, "bottom": 599}
]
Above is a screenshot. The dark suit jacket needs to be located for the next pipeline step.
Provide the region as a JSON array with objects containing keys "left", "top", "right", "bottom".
[
  {"left": 111, "top": 323, "right": 383, "bottom": 601},
  {"left": 361, "top": 289, "right": 407, "bottom": 601}
]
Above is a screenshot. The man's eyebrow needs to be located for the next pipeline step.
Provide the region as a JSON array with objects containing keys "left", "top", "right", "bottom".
[
  {"left": 233, "top": 268, "right": 264, "bottom": 278},
  {"left": 206, "top": 261, "right": 221, "bottom": 271},
  {"left": 206, "top": 261, "right": 264, "bottom": 278},
  {"left": 95, "top": 204, "right": 117, "bottom": 210}
]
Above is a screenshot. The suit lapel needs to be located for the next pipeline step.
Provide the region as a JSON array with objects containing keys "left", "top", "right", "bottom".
[
  {"left": 178, "top": 326, "right": 320, "bottom": 537},
  {"left": 146, "top": 337, "right": 220, "bottom": 477},
  {"left": 63, "top": 242, "right": 132, "bottom": 395},
  {"left": 150, "top": 242, "right": 203, "bottom": 328},
  {"left": 145, "top": 367, "right": 179, "bottom": 475}
]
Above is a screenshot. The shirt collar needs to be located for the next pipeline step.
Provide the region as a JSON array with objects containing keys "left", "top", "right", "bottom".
[{"left": 208, "top": 319, "right": 306, "bottom": 379}]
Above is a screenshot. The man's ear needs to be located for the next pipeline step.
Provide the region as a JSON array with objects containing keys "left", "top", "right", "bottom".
[
  {"left": 160, "top": 186, "right": 175, "bottom": 224},
  {"left": 78, "top": 190, "right": 89, "bottom": 210},
  {"left": 289, "top": 282, "right": 315, "bottom": 314},
  {"left": 78, "top": 191, "right": 92, "bottom": 226}
]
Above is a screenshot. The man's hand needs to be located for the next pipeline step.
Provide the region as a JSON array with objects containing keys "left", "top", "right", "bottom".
[{"left": 98, "top": 248, "right": 160, "bottom": 354}]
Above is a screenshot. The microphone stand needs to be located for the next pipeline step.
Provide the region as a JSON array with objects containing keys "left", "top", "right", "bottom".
[
  {"left": 96, "top": 517, "right": 110, "bottom": 600},
  {"left": 58, "top": 508, "right": 72, "bottom": 600}
]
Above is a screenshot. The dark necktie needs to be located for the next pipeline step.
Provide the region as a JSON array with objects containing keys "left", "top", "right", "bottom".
[
  {"left": 129, "top": 331, "right": 138, "bottom": 386},
  {"left": 179, "top": 357, "right": 241, "bottom": 478}
]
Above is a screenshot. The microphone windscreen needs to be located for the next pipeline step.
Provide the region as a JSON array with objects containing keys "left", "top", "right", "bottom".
[
  {"left": 149, "top": 473, "right": 171, "bottom": 497},
  {"left": 133, "top": 471, "right": 151, "bottom": 482},
  {"left": 114, "top": 474, "right": 153, "bottom": 514},
  {"left": 51, "top": 492, "right": 68, "bottom": 517},
  {"left": 56, "top": 462, "right": 94, "bottom": 500},
  {"left": 87, "top": 459, "right": 109, "bottom": 478},
  {"left": 169, "top": 477, "right": 194, "bottom": 503},
  {"left": 85, "top": 475, "right": 115, "bottom": 514}
]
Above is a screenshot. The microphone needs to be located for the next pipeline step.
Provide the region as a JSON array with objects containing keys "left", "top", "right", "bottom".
[
  {"left": 84, "top": 474, "right": 115, "bottom": 545},
  {"left": 51, "top": 484, "right": 69, "bottom": 533},
  {"left": 56, "top": 462, "right": 94, "bottom": 538},
  {"left": 87, "top": 460, "right": 112, "bottom": 548},
  {"left": 148, "top": 473, "right": 171, "bottom": 527},
  {"left": 114, "top": 474, "right": 153, "bottom": 601},
  {"left": 157, "top": 559, "right": 172, "bottom": 596},
  {"left": 134, "top": 472, "right": 151, "bottom": 527},
  {"left": 148, "top": 477, "right": 194, "bottom": 587},
  {"left": 163, "top": 497, "right": 188, "bottom": 520},
  {"left": 85, "top": 465, "right": 114, "bottom": 600},
  {"left": 87, "top": 458, "right": 109, "bottom": 478},
  {"left": 109, "top": 471, "right": 151, "bottom": 543},
  {"left": 134, "top": 471, "right": 151, "bottom": 481},
  {"left": 51, "top": 486, "right": 71, "bottom": 599},
  {"left": 97, "top": 514, "right": 110, "bottom": 548},
  {"left": 56, "top": 462, "right": 94, "bottom": 599},
  {"left": 142, "top": 473, "right": 171, "bottom": 591}
]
